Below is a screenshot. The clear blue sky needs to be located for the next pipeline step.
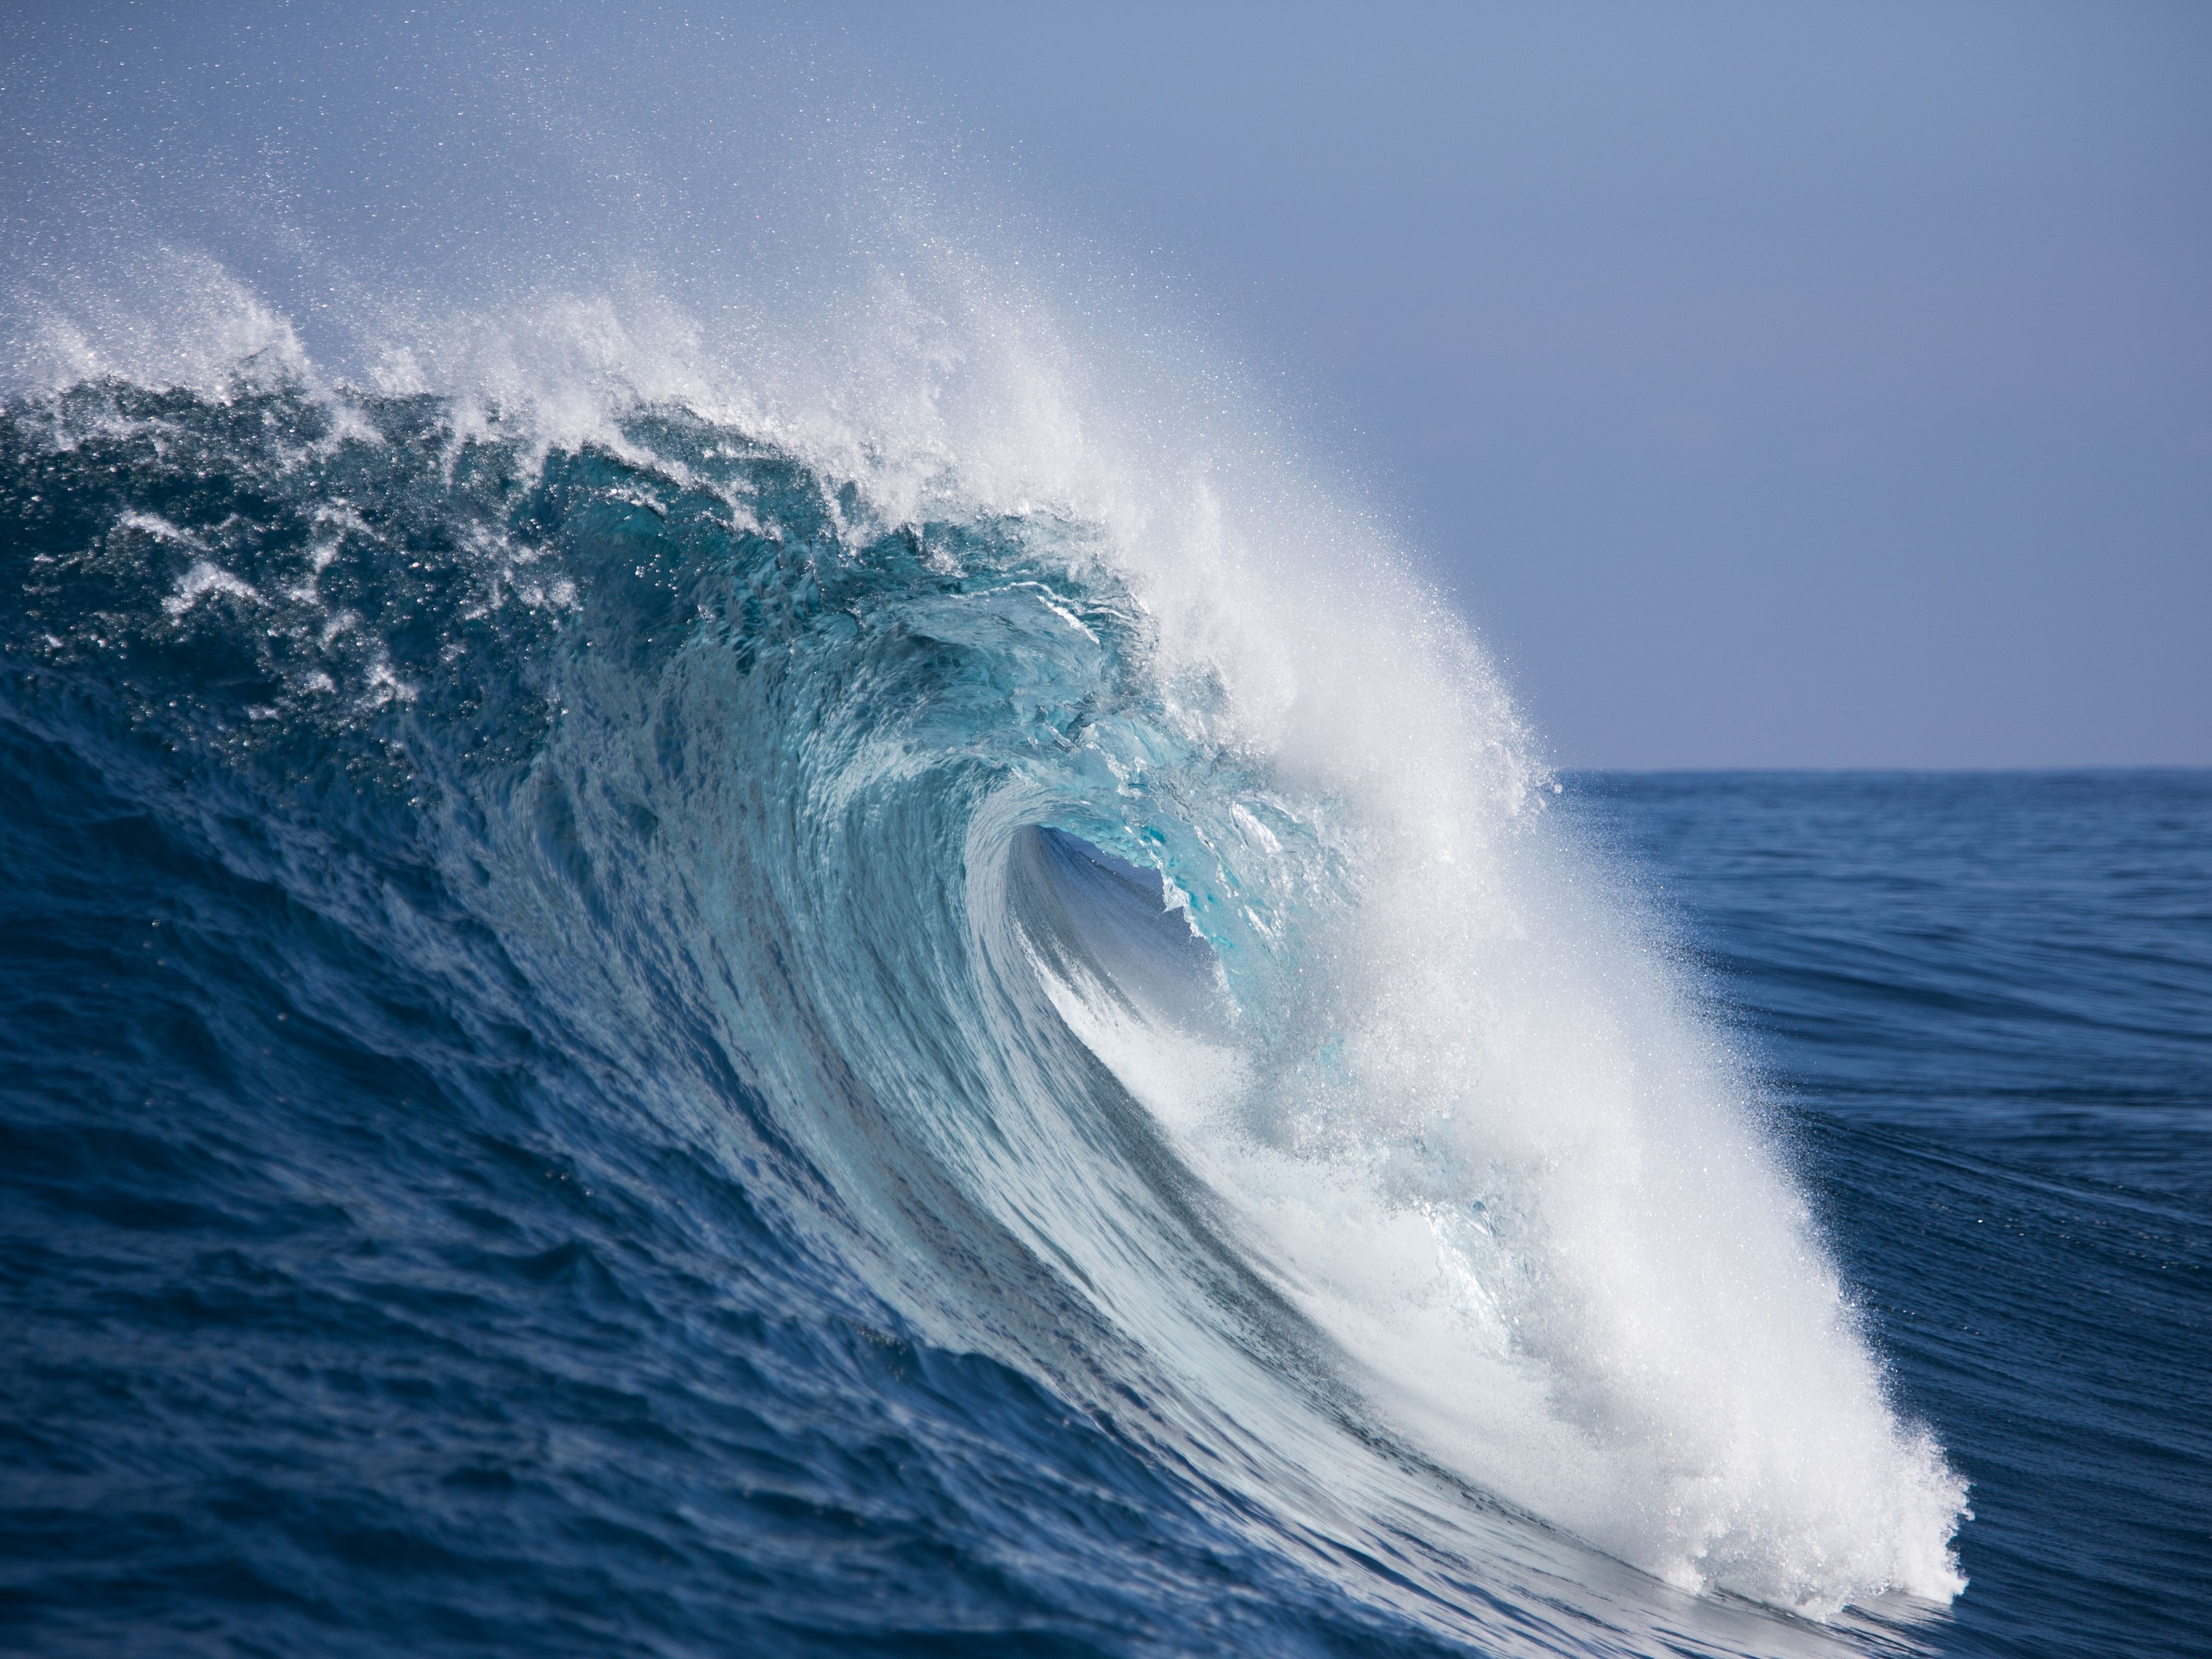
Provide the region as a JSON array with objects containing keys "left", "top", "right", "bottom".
[
  {"left": 7, "top": 2, "right": 2207, "bottom": 767},
  {"left": 856, "top": 3, "right": 2212, "bottom": 769}
]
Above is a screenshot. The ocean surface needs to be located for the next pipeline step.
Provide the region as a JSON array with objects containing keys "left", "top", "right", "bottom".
[
  {"left": 1573, "top": 770, "right": 2212, "bottom": 1658},
  {"left": 1, "top": 378, "right": 2204, "bottom": 1658}
]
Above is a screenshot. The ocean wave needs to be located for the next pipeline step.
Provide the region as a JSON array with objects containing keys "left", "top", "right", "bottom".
[{"left": 1, "top": 349, "right": 1965, "bottom": 1649}]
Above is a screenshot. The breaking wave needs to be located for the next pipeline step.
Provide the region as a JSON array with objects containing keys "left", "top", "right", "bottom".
[{"left": 0, "top": 279, "right": 1966, "bottom": 1649}]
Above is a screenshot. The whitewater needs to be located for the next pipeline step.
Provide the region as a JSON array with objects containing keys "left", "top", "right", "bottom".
[{"left": 0, "top": 12, "right": 1976, "bottom": 1654}]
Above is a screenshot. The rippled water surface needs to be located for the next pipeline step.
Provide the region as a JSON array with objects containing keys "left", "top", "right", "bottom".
[{"left": 1573, "top": 770, "right": 2212, "bottom": 1659}]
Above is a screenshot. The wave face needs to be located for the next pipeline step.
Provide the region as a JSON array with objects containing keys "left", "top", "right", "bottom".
[{"left": 0, "top": 364, "right": 1966, "bottom": 1655}]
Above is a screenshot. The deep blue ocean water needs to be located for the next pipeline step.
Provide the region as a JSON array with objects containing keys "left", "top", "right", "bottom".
[
  {"left": 1, "top": 380, "right": 2204, "bottom": 1657},
  {"left": 1573, "top": 771, "right": 2212, "bottom": 1659}
]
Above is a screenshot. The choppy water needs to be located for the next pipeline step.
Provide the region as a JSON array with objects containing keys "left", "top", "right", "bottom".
[
  {"left": 1576, "top": 771, "right": 2212, "bottom": 1659},
  {"left": 0, "top": 376, "right": 2201, "bottom": 1658}
]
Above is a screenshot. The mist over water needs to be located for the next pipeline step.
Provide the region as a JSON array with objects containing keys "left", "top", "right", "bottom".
[{"left": 0, "top": 8, "right": 2029, "bottom": 1655}]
